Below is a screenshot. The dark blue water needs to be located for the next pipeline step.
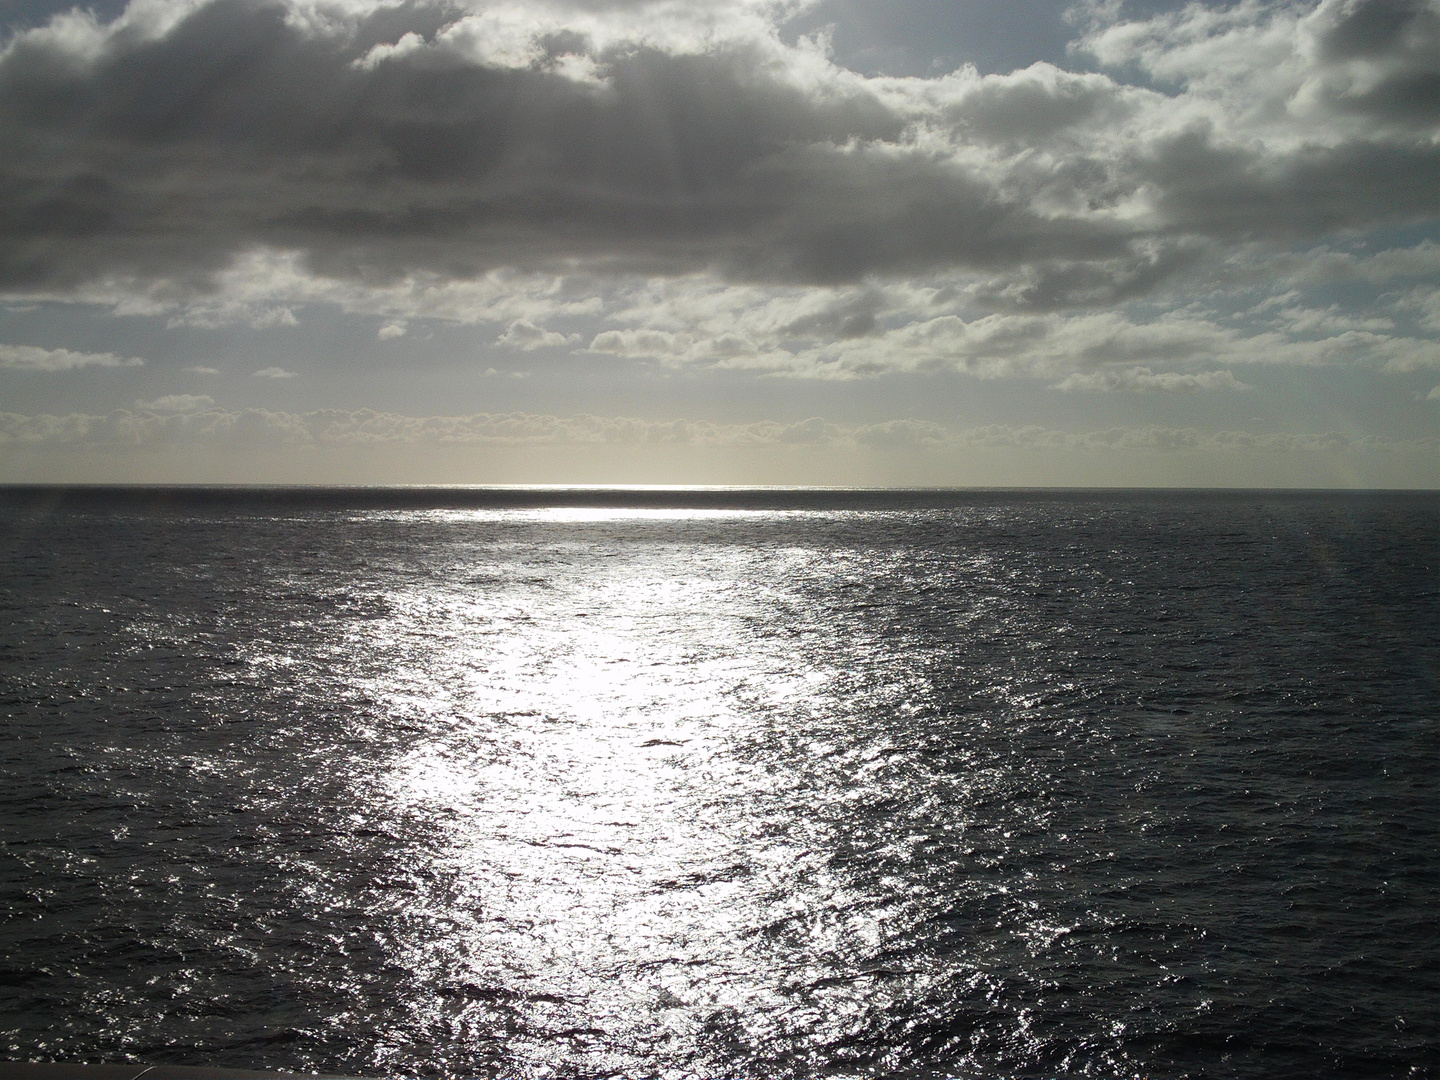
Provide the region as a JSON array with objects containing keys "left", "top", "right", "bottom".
[{"left": 1, "top": 488, "right": 1437, "bottom": 1079}]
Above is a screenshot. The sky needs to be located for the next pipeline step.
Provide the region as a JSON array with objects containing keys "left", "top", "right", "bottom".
[{"left": 0, "top": 0, "right": 1437, "bottom": 486}]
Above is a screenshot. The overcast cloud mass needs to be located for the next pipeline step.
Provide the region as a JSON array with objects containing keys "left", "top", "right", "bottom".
[{"left": 1, "top": 0, "right": 1437, "bottom": 484}]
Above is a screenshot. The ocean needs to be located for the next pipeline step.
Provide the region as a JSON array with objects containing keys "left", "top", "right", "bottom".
[{"left": 0, "top": 487, "right": 1436, "bottom": 1080}]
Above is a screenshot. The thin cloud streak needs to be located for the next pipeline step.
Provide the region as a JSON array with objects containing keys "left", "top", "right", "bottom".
[
  {"left": 2, "top": 405, "right": 1434, "bottom": 457},
  {"left": 0, "top": 343, "right": 144, "bottom": 369}
]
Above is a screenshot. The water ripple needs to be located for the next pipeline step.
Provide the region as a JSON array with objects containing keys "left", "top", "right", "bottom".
[{"left": 1, "top": 494, "right": 1436, "bottom": 1079}]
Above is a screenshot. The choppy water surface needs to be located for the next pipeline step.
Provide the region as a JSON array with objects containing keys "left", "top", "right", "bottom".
[{"left": 1, "top": 489, "right": 1437, "bottom": 1080}]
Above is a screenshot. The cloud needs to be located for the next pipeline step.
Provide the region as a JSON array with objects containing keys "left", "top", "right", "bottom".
[
  {"left": 1, "top": 405, "right": 1433, "bottom": 459},
  {"left": 1428, "top": 384, "right": 1440, "bottom": 398},
  {"left": 253, "top": 365, "right": 297, "bottom": 378},
  {"left": 0, "top": 0, "right": 1434, "bottom": 417},
  {"left": 0, "top": 343, "right": 144, "bottom": 370},
  {"left": 0, "top": 406, "right": 847, "bottom": 449},
  {"left": 497, "top": 319, "right": 579, "bottom": 350},
  {"left": 1078, "top": 0, "right": 1440, "bottom": 130},
  {"left": 851, "top": 418, "right": 953, "bottom": 448},
  {"left": 588, "top": 327, "right": 686, "bottom": 358},
  {"left": 1051, "top": 367, "right": 1252, "bottom": 392},
  {"left": 578, "top": 282, "right": 1440, "bottom": 380},
  {"left": 1397, "top": 284, "right": 1440, "bottom": 332},
  {"left": 164, "top": 302, "right": 299, "bottom": 330},
  {"left": 136, "top": 393, "right": 214, "bottom": 412},
  {"left": 0, "top": 0, "right": 1436, "bottom": 306},
  {"left": 186, "top": 365, "right": 220, "bottom": 374}
]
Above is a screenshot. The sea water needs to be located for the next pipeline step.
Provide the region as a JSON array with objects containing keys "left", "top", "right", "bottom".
[{"left": 1, "top": 488, "right": 1436, "bottom": 1079}]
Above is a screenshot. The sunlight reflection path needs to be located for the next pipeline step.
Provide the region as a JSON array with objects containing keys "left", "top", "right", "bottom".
[{"left": 342, "top": 510, "right": 937, "bottom": 1076}]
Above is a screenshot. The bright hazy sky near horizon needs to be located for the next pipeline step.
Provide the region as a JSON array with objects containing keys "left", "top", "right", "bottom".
[{"left": 1, "top": 0, "right": 1438, "bottom": 486}]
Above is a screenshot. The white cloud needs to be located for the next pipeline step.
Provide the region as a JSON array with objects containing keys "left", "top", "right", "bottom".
[
  {"left": 186, "top": 365, "right": 220, "bottom": 374},
  {"left": 1051, "top": 367, "right": 1252, "bottom": 393},
  {"left": 582, "top": 289, "right": 1440, "bottom": 381},
  {"left": 851, "top": 418, "right": 953, "bottom": 448},
  {"left": 497, "top": 319, "right": 580, "bottom": 351},
  {"left": 28, "top": 252, "right": 609, "bottom": 330},
  {"left": 1265, "top": 305, "right": 1395, "bottom": 335},
  {"left": 1397, "top": 286, "right": 1440, "bottom": 333},
  {"left": 136, "top": 393, "right": 214, "bottom": 412},
  {"left": 588, "top": 328, "right": 687, "bottom": 358},
  {"left": 1428, "top": 384, "right": 1440, "bottom": 399},
  {"left": 377, "top": 321, "right": 407, "bottom": 339},
  {"left": 167, "top": 303, "right": 298, "bottom": 330},
  {"left": 0, "top": 343, "right": 145, "bottom": 371},
  {"left": 253, "top": 365, "right": 298, "bottom": 379},
  {"left": 1377, "top": 335, "right": 1440, "bottom": 371}
]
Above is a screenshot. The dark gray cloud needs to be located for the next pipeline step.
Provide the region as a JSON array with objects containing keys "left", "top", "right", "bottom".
[
  {"left": 1, "top": 0, "right": 915, "bottom": 288},
  {"left": 1137, "top": 128, "right": 1440, "bottom": 239},
  {"left": 942, "top": 69, "right": 1134, "bottom": 144},
  {"left": 1320, "top": 0, "right": 1430, "bottom": 58},
  {"left": 1314, "top": 0, "right": 1440, "bottom": 122},
  {"left": 0, "top": 0, "right": 1438, "bottom": 302}
]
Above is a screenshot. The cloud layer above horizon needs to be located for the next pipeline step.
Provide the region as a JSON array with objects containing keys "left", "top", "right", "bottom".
[{"left": 1, "top": 0, "right": 1438, "bottom": 482}]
